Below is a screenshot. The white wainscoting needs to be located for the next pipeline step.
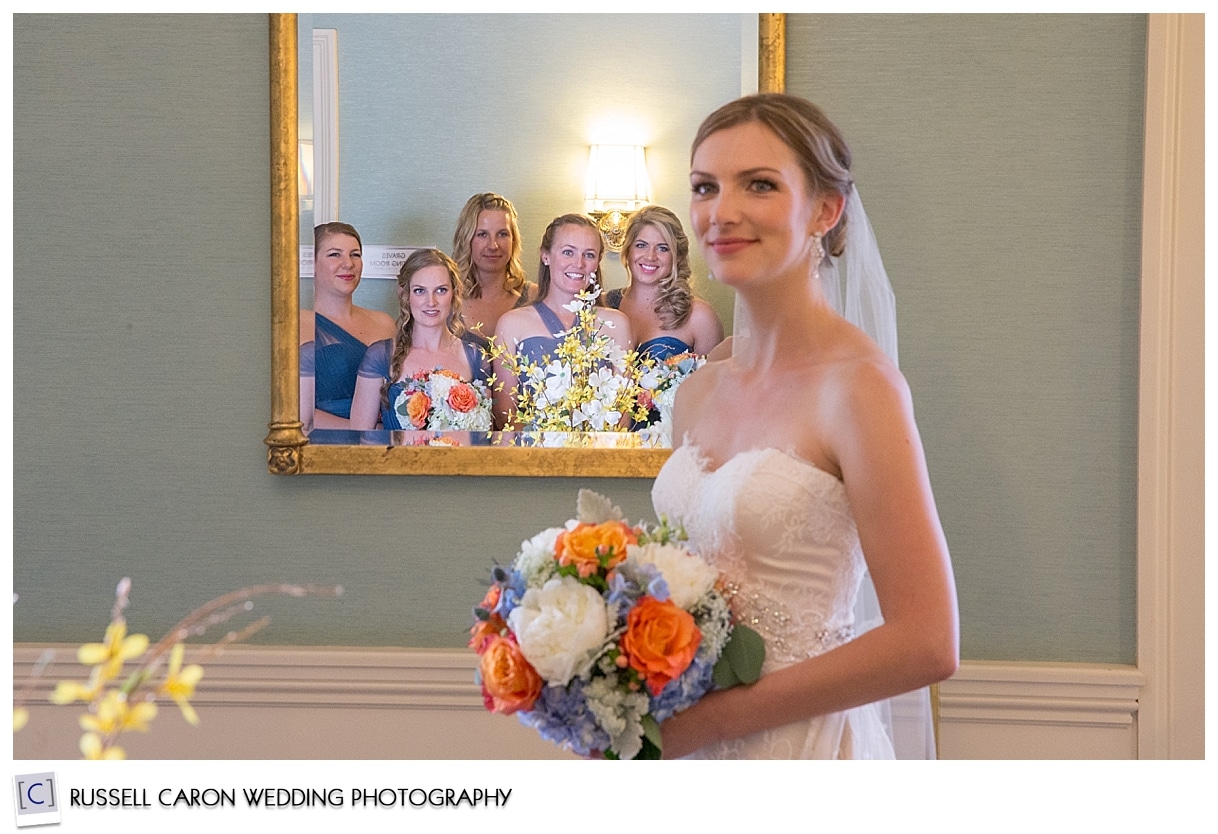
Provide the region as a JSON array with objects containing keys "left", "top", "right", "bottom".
[
  {"left": 937, "top": 661, "right": 1143, "bottom": 760},
  {"left": 13, "top": 646, "right": 1142, "bottom": 761}
]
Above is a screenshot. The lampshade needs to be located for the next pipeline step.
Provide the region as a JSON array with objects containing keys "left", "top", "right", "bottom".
[{"left": 584, "top": 144, "right": 651, "bottom": 213}]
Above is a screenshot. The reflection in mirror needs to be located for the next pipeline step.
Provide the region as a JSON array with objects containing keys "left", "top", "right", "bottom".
[{"left": 269, "top": 13, "right": 777, "bottom": 475}]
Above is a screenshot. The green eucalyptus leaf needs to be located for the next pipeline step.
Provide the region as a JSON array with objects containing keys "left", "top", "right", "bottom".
[
  {"left": 719, "top": 624, "right": 766, "bottom": 687},
  {"left": 712, "top": 653, "right": 741, "bottom": 690},
  {"left": 639, "top": 713, "right": 663, "bottom": 759},
  {"left": 635, "top": 736, "right": 663, "bottom": 760}
]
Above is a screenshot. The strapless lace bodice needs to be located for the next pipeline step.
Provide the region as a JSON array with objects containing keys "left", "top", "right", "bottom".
[{"left": 652, "top": 443, "right": 895, "bottom": 759}]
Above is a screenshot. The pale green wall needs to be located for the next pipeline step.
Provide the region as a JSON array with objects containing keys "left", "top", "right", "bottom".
[{"left": 13, "top": 14, "right": 1145, "bottom": 664}]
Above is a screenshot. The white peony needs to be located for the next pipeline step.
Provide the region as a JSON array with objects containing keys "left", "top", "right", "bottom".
[
  {"left": 627, "top": 542, "right": 718, "bottom": 610},
  {"left": 507, "top": 575, "right": 611, "bottom": 685},
  {"left": 513, "top": 525, "right": 568, "bottom": 586}
]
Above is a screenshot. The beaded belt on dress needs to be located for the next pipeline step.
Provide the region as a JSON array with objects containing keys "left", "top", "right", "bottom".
[{"left": 722, "top": 580, "right": 855, "bottom": 663}]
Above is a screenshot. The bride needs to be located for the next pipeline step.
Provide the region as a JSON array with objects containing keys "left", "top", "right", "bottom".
[{"left": 652, "top": 93, "right": 959, "bottom": 759}]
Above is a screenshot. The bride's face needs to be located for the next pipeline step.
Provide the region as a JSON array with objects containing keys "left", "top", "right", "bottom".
[{"left": 689, "top": 121, "right": 824, "bottom": 288}]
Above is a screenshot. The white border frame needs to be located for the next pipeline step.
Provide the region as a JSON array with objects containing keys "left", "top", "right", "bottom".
[{"left": 1135, "top": 12, "right": 1205, "bottom": 760}]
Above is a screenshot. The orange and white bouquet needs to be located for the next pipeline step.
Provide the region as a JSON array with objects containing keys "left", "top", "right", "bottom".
[
  {"left": 393, "top": 368, "right": 493, "bottom": 431},
  {"left": 469, "top": 490, "right": 763, "bottom": 759},
  {"left": 637, "top": 352, "right": 707, "bottom": 443}
]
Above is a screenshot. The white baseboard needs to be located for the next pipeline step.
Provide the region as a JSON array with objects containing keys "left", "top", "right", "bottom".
[{"left": 12, "top": 646, "right": 1143, "bottom": 760}]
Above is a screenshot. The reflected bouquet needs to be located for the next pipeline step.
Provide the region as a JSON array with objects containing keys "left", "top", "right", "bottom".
[
  {"left": 393, "top": 368, "right": 493, "bottom": 431},
  {"left": 486, "top": 287, "right": 649, "bottom": 431},
  {"left": 470, "top": 490, "right": 763, "bottom": 759},
  {"left": 637, "top": 352, "right": 707, "bottom": 443}
]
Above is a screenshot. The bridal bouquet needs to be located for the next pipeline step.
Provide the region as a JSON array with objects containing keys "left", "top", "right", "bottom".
[
  {"left": 470, "top": 490, "right": 764, "bottom": 759},
  {"left": 393, "top": 368, "right": 493, "bottom": 431},
  {"left": 486, "top": 287, "right": 649, "bottom": 431},
  {"left": 638, "top": 352, "right": 706, "bottom": 443}
]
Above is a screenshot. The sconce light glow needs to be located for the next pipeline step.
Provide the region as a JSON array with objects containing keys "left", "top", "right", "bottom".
[{"left": 584, "top": 144, "right": 651, "bottom": 253}]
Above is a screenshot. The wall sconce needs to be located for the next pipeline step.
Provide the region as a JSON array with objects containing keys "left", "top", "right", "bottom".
[{"left": 584, "top": 144, "right": 651, "bottom": 253}]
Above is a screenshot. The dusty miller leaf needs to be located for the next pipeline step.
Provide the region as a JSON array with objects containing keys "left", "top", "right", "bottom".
[{"left": 576, "top": 489, "right": 623, "bottom": 524}]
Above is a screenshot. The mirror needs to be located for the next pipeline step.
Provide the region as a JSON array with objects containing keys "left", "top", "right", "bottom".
[{"left": 266, "top": 13, "right": 786, "bottom": 475}]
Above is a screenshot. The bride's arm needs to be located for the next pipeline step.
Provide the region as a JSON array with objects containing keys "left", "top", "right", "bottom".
[{"left": 659, "top": 359, "right": 958, "bottom": 758}]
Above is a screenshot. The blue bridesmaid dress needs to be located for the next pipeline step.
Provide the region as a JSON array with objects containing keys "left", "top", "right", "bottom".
[
  {"left": 603, "top": 288, "right": 693, "bottom": 361},
  {"left": 312, "top": 313, "right": 370, "bottom": 420},
  {"left": 514, "top": 301, "right": 567, "bottom": 366}
]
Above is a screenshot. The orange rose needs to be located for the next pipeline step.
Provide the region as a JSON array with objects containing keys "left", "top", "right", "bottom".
[
  {"left": 469, "top": 586, "right": 505, "bottom": 652},
  {"left": 620, "top": 596, "right": 701, "bottom": 696},
  {"left": 447, "top": 382, "right": 479, "bottom": 413},
  {"left": 469, "top": 615, "right": 506, "bottom": 653},
  {"left": 478, "top": 584, "right": 501, "bottom": 612},
  {"left": 478, "top": 634, "right": 543, "bottom": 714},
  {"left": 405, "top": 391, "right": 431, "bottom": 428},
  {"left": 555, "top": 521, "right": 638, "bottom": 578}
]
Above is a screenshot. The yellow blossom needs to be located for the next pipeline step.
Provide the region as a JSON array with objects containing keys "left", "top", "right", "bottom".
[
  {"left": 79, "top": 691, "right": 157, "bottom": 736},
  {"left": 13, "top": 707, "right": 29, "bottom": 732},
  {"left": 80, "top": 733, "right": 125, "bottom": 760},
  {"left": 159, "top": 644, "right": 204, "bottom": 726},
  {"left": 77, "top": 622, "right": 149, "bottom": 681},
  {"left": 50, "top": 678, "right": 103, "bottom": 706}
]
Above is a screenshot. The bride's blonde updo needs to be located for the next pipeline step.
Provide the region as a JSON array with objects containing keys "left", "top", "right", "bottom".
[{"left": 690, "top": 93, "right": 854, "bottom": 258}]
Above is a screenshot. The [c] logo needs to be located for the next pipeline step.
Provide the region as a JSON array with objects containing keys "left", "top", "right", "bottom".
[{"left": 12, "top": 772, "right": 62, "bottom": 827}]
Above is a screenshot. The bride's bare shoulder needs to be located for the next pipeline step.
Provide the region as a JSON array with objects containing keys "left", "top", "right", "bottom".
[{"left": 822, "top": 342, "right": 913, "bottom": 429}]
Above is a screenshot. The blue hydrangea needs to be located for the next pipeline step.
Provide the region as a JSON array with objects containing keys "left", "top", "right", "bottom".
[
  {"left": 519, "top": 678, "right": 612, "bottom": 757},
  {"left": 648, "top": 651, "right": 716, "bottom": 723}
]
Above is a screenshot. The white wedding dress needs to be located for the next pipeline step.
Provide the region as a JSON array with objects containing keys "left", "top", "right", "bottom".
[{"left": 653, "top": 442, "right": 925, "bottom": 759}]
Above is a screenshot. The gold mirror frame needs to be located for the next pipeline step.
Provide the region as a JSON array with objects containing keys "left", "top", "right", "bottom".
[{"left": 264, "top": 13, "right": 785, "bottom": 476}]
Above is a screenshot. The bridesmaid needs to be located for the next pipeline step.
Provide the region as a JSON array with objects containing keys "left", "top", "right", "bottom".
[
  {"left": 451, "top": 193, "right": 537, "bottom": 344},
  {"left": 300, "top": 222, "right": 395, "bottom": 430},
  {"left": 607, "top": 205, "right": 724, "bottom": 361},
  {"left": 492, "top": 213, "right": 633, "bottom": 428},
  {"left": 349, "top": 249, "right": 489, "bottom": 431}
]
